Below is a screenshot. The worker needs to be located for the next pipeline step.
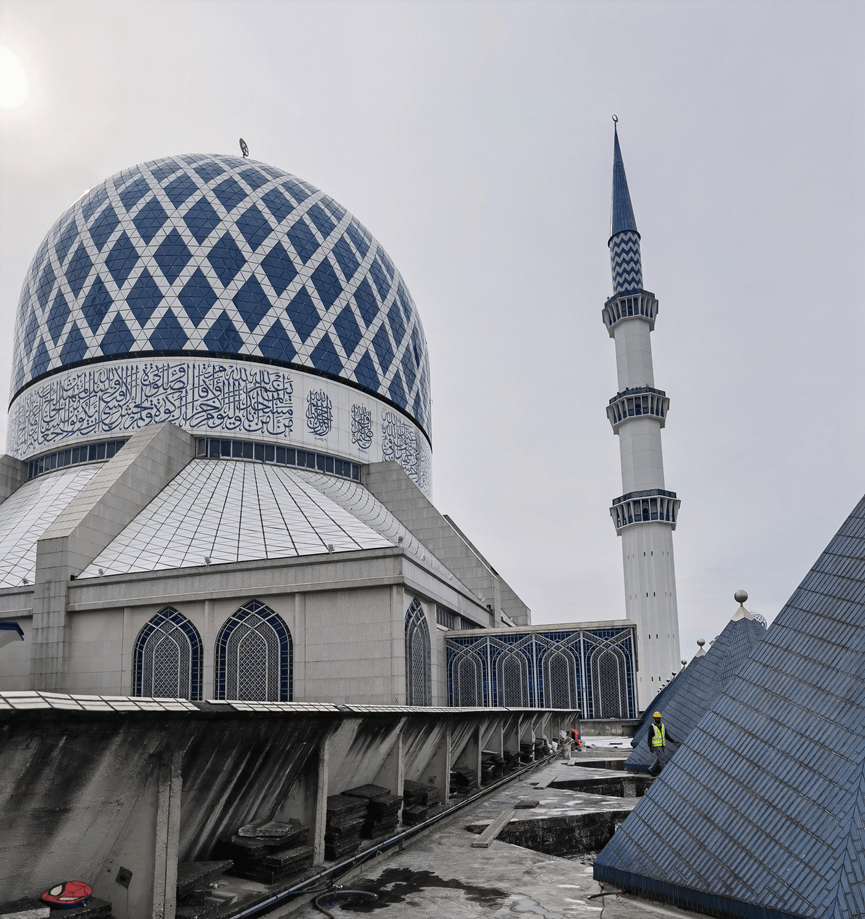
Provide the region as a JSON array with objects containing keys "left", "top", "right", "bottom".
[
  {"left": 570, "top": 727, "right": 582, "bottom": 750},
  {"left": 647, "top": 711, "right": 676, "bottom": 775}
]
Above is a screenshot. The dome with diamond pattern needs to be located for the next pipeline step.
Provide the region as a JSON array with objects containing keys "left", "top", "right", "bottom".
[{"left": 9, "top": 154, "right": 432, "bottom": 442}]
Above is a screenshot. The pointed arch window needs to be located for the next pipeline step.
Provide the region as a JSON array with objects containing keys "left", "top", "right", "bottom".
[
  {"left": 215, "top": 600, "right": 292, "bottom": 701},
  {"left": 133, "top": 608, "right": 202, "bottom": 700},
  {"left": 405, "top": 597, "right": 431, "bottom": 706},
  {"left": 590, "top": 644, "right": 629, "bottom": 718}
]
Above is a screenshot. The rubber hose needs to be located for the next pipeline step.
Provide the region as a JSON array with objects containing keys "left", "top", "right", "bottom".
[{"left": 313, "top": 889, "right": 377, "bottom": 917}]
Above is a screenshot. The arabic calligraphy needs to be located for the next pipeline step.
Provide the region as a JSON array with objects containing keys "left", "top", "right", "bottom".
[
  {"left": 7, "top": 361, "right": 294, "bottom": 455},
  {"left": 381, "top": 409, "right": 431, "bottom": 494},
  {"left": 305, "top": 390, "right": 332, "bottom": 437},
  {"left": 350, "top": 404, "right": 373, "bottom": 450}
]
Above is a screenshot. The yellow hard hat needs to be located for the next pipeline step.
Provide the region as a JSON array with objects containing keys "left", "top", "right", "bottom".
[{"left": 652, "top": 711, "right": 662, "bottom": 718}]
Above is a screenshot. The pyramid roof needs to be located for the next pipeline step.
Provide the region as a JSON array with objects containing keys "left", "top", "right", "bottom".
[{"left": 596, "top": 495, "right": 865, "bottom": 919}]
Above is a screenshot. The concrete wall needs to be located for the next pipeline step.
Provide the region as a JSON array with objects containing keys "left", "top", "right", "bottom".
[
  {"left": 0, "top": 454, "right": 26, "bottom": 504},
  {"left": 0, "top": 696, "right": 578, "bottom": 918}
]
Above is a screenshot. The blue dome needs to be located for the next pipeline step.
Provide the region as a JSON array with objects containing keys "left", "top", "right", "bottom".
[{"left": 10, "top": 153, "right": 432, "bottom": 440}]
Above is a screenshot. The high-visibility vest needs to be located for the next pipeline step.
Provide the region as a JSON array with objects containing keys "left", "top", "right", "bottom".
[{"left": 651, "top": 723, "right": 666, "bottom": 747}]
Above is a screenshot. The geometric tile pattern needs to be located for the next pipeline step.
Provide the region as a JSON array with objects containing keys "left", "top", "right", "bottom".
[
  {"left": 77, "top": 459, "right": 399, "bottom": 577},
  {"left": 595, "top": 495, "right": 865, "bottom": 919},
  {"left": 11, "top": 154, "right": 432, "bottom": 439},
  {"left": 625, "top": 614, "right": 765, "bottom": 770},
  {"left": 446, "top": 625, "right": 637, "bottom": 717},
  {"left": 0, "top": 466, "right": 98, "bottom": 588}
]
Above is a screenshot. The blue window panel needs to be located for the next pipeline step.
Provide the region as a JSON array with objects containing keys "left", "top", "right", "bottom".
[
  {"left": 119, "top": 176, "right": 150, "bottom": 211},
  {"left": 127, "top": 269, "right": 164, "bottom": 325},
  {"left": 236, "top": 204, "right": 273, "bottom": 252},
  {"left": 310, "top": 333, "right": 343, "bottom": 376},
  {"left": 23, "top": 308, "right": 39, "bottom": 354},
  {"left": 212, "top": 176, "right": 247, "bottom": 212},
  {"left": 154, "top": 229, "right": 192, "bottom": 284},
  {"left": 46, "top": 293, "right": 70, "bottom": 344},
  {"left": 55, "top": 214, "right": 80, "bottom": 265},
  {"left": 60, "top": 323, "right": 87, "bottom": 365},
  {"left": 36, "top": 262, "right": 56, "bottom": 312},
  {"left": 346, "top": 219, "right": 370, "bottom": 260},
  {"left": 262, "top": 189, "right": 294, "bottom": 223},
  {"left": 412, "top": 392, "right": 424, "bottom": 425},
  {"left": 258, "top": 319, "right": 297, "bottom": 364},
  {"left": 369, "top": 255, "right": 392, "bottom": 301},
  {"left": 239, "top": 167, "right": 269, "bottom": 191},
  {"left": 150, "top": 161, "right": 182, "bottom": 182},
  {"left": 183, "top": 197, "right": 221, "bottom": 244},
  {"left": 333, "top": 304, "right": 362, "bottom": 358},
  {"left": 150, "top": 309, "right": 189, "bottom": 350},
  {"left": 260, "top": 242, "right": 298, "bottom": 296},
  {"left": 164, "top": 173, "right": 199, "bottom": 207},
  {"left": 411, "top": 326, "right": 423, "bottom": 369},
  {"left": 30, "top": 340, "right": 50, "bottom": 378},
  {"left": 105, "top": 232, "right": 140, "bottom": 287},
  {"left": 133, "top": 198, "right": 169, "bottom": 245},
  {"left": 207, "top": 232, "right": 246, "bottom": 286},
  {"left": 388, "top": 370, "right": 407, "bottom": 408},
  {"left": 388, "top": 300, "right": 406, "bottom": 347},
  {"left": 287, "top": 218, "right": 318, "bottom": 264},
  {"left": 82, "top": 277, "right": 114, "bottom": 333},
  {"left": 401, "top": 348, "right": 416, "bottom": 392},
  {"left": 100, "top": 314, "right": 135, "bottom": 356},
  {"left": 88, "top": 205, "right": 119, "bottom": 252},
  {"left": 81, "top": 183, "right": 108, "bottom": 222},
  {"left": 306, "top": 203, "right": 336, "bottom": 239},
  {"left": 322, "top": 198, "right": 346, "bottom": 224},
  {"left": 398, "top": 282, "right": 413, "bottom": 325},
  {"left": 194, "top": 161, "right": 225, "bottom": 182},
  {"left": 378, "top": 249, "right": 395, "bottom": 283},
  {"left": 372, "top": 325, "right": 395, "bottom": 373},
  {"left": 65, "top": 245, "right": 93, "bottom": 298},
  {"left": 233, "top": 275, "right": 271, "bottom": 331},
  {"left": 354, "top": 351, "right": 380, "bottom": 392},
  {"left": 311, "top": 257, "right": 343, "bottom": 310},
  {"left": 332, "top": 236, "right": 360, "bottom": 283},
  {"left": 257, "top": 163, "right": 282, "bottom": 179},
  {"left": 285, "top": 287, "right": 320, "bottom": 343},
  {"left": 204, "top": 311, "right": 243, "bottom": 354},
  {"left": 282, "top": 178, "right": 311, "bottom": 203},
  {"left": 179, "top": 269, "right": 218, "bottom": 326}
]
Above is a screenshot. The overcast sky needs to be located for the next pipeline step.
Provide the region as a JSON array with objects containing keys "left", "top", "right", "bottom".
[{"left": 1, "top": 0, "right": 862, "bottom": 658}]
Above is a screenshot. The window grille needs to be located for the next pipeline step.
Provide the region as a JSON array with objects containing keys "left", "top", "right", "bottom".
[
  {"left": 436, "top": 606, "right": 456, "bottom": 630},
  {"left": 133, "top": 608, "right": 202, "bottom": 700},
  {"left": 215, "top": 600, "right": 292, "bottom": 701},
  {"left": 542, "top": 649, "right": 577, "bottom": 710},
  {"left": 453, "top": 655, "right": 484, "bottom": 706},
  {"left": 591, "top": 645, "right": 629, "bottom": 718},
  {"left": 496, "top": 649, "right": 530, "bottom": 707},
  {"left": 405, "top": 598, "right": 431, "bottom": 705}
]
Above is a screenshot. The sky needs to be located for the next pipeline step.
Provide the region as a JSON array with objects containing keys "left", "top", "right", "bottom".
[{"left": 0, "top": 0, "right": 862, "bottom": 659}]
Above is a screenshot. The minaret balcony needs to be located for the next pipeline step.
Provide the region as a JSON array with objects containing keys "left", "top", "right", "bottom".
[
  {"left": 610, "top": 489, "right": 680, "bottom": 534},
  {"left": 606, "top": 386, "right": 669, "bottom": 431},
  {"left": 602, "top": 290, "right": 658, "bottom": 337}
]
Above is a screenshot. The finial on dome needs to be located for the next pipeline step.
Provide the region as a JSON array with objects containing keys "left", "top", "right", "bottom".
[
  {"left": 731, "top": 589, "right": 754, "bottom": 621},
  {"left": 239, "top": 138, "right": 249, "bottom": 158},
  {"left": 695, "top": 638, "right": 706, "bottom": 658},
  {"left": 734, "top": 589, "right": 748, "bottom": 604}
]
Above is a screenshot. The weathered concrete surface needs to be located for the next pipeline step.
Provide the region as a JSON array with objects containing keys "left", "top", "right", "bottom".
[{"left": 283, "top": 758, "right": 701, "bottom": 919}]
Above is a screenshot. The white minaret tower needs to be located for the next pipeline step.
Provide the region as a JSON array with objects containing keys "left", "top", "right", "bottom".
[{"left": 604, "top": 122, "right": 682, "bottom": 709}]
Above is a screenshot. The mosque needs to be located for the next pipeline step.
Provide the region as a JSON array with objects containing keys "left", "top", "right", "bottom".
[{"left": 0, "top": 132, "right": 669, "bottom": 716}]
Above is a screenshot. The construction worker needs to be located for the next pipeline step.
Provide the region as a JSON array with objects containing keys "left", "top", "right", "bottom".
[{"left": 647, "top": 711, "right": 676, "bottom": 775}]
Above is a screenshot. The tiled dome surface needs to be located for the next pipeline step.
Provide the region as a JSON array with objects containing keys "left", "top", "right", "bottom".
[{"left": 10, "top": 154, "right": 432, "bottom": 440}]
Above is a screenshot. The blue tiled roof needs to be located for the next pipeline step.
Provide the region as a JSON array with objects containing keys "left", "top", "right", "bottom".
[
  {"left": 596, "top": 495, "right": 865, "bottom": 919},
  {"left": 610, "top": 129, "right": 639, "bottom": 240},
  {"left": 10, "top": 154, "right": 432, "bottom": 440},
  {"left": 626, "top": 616, "right": 765, "bottom": 770}
]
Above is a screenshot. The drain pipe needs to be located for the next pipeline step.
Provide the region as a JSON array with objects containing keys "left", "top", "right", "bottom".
[{"left": 225, "top": 754, "right": 556, "bottom": 919}]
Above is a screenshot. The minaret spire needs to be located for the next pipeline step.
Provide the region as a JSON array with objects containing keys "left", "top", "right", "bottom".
[{"left": 602, "top": 121, "right": 682, "bottom": 710}]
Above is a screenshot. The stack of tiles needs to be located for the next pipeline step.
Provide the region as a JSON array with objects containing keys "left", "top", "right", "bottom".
[
  {"left": 449, "top": 767, "right": 478, "bottom": 794},
  {"left": 342, "top": 785, "right": 403, "bottom": 841},
  {"left": 324, "top": 795, "right": 367, "bottom": 861},
  {"left": 401, "top": 780, "right": 443, "bottom": 826},
  {"left": 503, "top": 750, "right": 521, "bottom": 773},
  {"left": 480, "top": 752, "right": 504, "bottom": 784},
  {"left": 217, "top": 819, "right": 312, "bottom": 885}
]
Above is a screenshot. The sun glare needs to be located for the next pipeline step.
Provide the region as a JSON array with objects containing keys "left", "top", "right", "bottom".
[{"left": 0, "top": 47, "right": 28, "bottom": 109}]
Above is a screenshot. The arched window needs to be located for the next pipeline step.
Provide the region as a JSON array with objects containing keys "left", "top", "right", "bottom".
[
  {"left": 215, "top": 601, "right": 292, "bottom": 701},
  {"left": 405, "top": 598, "right": 431, "bottom": 705},
  {"left": 133, "top": 608, "right": 202, "bottom": 700},
  {"left": 496, "top": 648, "right": 530, "bottom": 707},
  {"left": 591, "top": 644, "right": 629, "bottom": 718},
  {"left": 453, "top": 653, "right": 484, "bottom": 707},
  {"left": 542, "top": 649, "right": 578, "bottom": 710}
]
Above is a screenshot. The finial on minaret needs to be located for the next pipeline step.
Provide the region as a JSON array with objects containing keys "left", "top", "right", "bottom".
[
  {"left": 731, "top": 589, "right": 754, "bottom": 621},
  {"left": 608, "top": 122, "right": 642, "bottom": 293}
]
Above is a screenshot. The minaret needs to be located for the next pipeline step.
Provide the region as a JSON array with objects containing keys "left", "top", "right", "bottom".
[{"left": 603, "top": 122, "right": 682, "bottom": 709}]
